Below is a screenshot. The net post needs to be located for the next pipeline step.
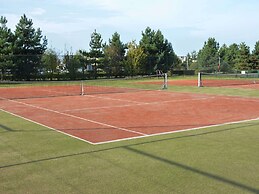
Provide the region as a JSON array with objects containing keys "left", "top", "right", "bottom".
[
  {"left": 198, "top": 72, "right": 202, "bottom": 87},
  {"left": 162, "top": 73, "right": 168, "bottom": 89},
  {"left": 80, "top": 81, "right": 85, "bottom": 95}
]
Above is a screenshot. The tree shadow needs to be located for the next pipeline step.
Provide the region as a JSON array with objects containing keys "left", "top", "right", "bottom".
[
  {"left": 0, "top": 124, "right": 52, "bottom": 133},
  {"left": 1, "top": 121, "right": 259, "bottom": 194},
  {"left": 0, "top": 124, "right": 14, "bottom": 132},
  {"left": 1, "top": 121, "right": 258, "bottom": 168},
  {"left": 124, "top": 146, "right": 259, "bottom": 193}
]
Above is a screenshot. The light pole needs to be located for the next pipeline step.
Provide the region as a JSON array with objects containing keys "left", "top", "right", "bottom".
[{"left": 218, "top": 56, "right": 221, "bottom": 72}]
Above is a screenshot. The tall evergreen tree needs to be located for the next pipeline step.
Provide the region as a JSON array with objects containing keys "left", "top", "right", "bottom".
[
  {"left": 197, "top": 37, "right": 219, "bottom": 72},
  {"left": 0, "top": 16, "right": 13, "bottom": 80},
  {"left": 89, "top": 29, "right": 103, "bottom": 78},
  {"left": 139, "top": 27, "right": 178, "bottom": 74},
  {"left": 13, "top": 14, "right": 47, "bottom": 80},
  {"left": 223, "top": 43, "right": 239, "bottom": 72},
  {"left": 218, "top": 44, "right": 231, "bottom": 72},
  {"left": 157, "top": 39, "right": 178, "bottom": 72},
  {"left": 250, "top": 41, "right": 259, "bottom": 70},
  {"left": 139, "top": 27, "right": 158, "bottom": 74},
  {"left": 235, "top": 42, "right": 250, "bottom": 70},
  {"left": 103, "top": 32, "right": 126, "bottom": 77},
  {"left": 63, "top": 52, "right": 81, "bottom": 80}
]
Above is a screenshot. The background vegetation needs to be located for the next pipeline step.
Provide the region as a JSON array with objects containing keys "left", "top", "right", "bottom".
[{"left": 0, "top": 14, "right": 259, "bottom": 81}]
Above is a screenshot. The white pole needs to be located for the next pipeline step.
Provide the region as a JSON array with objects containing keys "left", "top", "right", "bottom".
[
  {"left": 163, "top": 73, "right": 168, "bottom": 89},
  {"left": 81, "top": 81, "right": 84, "bottom": 95}
]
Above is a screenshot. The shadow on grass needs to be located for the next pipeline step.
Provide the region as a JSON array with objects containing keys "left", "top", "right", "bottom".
[
  {"left": 1, "top": 122, "right": 258, "bottom": 169},
  {"left": 1, "top": 122, "right": 259, "bottom": 193},
  {"left": 0, "top": 123, "right": 52, "bottom": 133},
  {"left": 0, "top": 124, "right": 14, "bottom": 132},
  {"left": 124, "top": 146, "right": 259, "bottom": 193}
]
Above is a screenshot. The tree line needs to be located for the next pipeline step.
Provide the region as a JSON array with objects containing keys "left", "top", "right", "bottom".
[
  {"left": 0, "top": 14, "right": 179, "bottom": 80},
  {"left": 185, "top": 38, "right": 259, "bottom": 73},
  {"left": 1, "top": 14, "right": 259, "bottom": 81}
]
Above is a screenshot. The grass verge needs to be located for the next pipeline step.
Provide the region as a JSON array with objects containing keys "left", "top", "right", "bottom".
[{"left": 1, "top": 110, "right": 259, "bottom": 194}]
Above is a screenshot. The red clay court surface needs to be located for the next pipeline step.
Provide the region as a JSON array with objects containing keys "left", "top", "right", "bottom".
[{"left": 1, "top": 88, "right": 259, "bottom": 144}]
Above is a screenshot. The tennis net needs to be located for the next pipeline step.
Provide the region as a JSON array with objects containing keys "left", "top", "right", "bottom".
[
  {"left": 0, "top": 74, "right": 168, "bottom": 100},
  {"left": 198, "top": 72, "right": 259, "bottom": 87},
  {"left": 0, "top": 82, "right": 85, "bottom": 100},
  {"left": 82, "top": 73, "right": 168, "bottom": 95}
]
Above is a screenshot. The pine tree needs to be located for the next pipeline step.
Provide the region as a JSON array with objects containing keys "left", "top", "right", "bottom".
[
  {"left": 139, "top": 27, "right": 178, "bottom": 74},
  {"left": 89, "top": 29, "right": 103, "bottom": 78},
  {"left": 197, "top": 38, "right": 219, "bottom": 72},
  {"left": 103, "top": 32, "right": 126, "bottom": 77},
  {"left": 235, "top": 42, "right": 250, "bottom": 70},
  {"left": 139, "top": 27, "right": 157, "bottom": 74},
  {"left": 250, "top": 41, "right": 259, "bottom": 70},
  {"left": 13, "top": 14, "right": 47, "bottom": 80},
  {"left": 0, "top": 16, "right": 13, "bottom": 80}
]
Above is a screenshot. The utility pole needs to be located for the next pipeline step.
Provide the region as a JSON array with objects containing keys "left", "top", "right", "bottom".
[
  {"left": 186, "top": 55, "right": 189, "bottom": 70},
  {"left": 218, "top": 56, "right": 221, "bottom": 72}
]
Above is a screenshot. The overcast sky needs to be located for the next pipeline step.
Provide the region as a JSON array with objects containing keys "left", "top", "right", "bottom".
[{"left": 1, "top": 0, "right": 259, "bottom": 55}]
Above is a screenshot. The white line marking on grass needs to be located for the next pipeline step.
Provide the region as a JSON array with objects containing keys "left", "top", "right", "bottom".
[
  {"left": 92, "top": 117, "right": 259, "bottom": 145},
  {"left": 1, "top": 98, "right": 147, "bottom": 136},
  {"left": 0, "top": 108, "right": 95, "bottom": 145}
]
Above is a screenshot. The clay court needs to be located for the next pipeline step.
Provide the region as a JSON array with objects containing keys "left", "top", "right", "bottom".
[{"left": 1, "top": 86, "right": 259, "bottom": 144}]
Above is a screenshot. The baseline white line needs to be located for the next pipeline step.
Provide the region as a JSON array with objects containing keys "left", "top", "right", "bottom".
[
  {"left": 86, "top": 94, "right": 142, "bottom": 104},
  {"left": 63, "top": 96, "right": 215, "bottom": 112},
  {"left": 92, "top": 117, "right": 259, "bottom": 145},
  {"left": 0, "top": 108, "right": 95, "bottom": 145},
  {"left": 219, "top": 96, "right": 259, "bottom": 102},
  {"left": 2, "top": 99, "right": 259, "bottom": 145},
  {"left": 1, "top": 98, "right": 147, "bottom": 136}
]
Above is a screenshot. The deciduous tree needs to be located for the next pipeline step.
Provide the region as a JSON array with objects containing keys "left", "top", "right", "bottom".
[{"left": 125, "top": 40, "right": 147, "bottom": 75}]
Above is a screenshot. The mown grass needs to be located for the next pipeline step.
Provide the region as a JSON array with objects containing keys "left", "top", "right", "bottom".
[
  {"left": 1, "top": 77, "right": 259, "bottom": 193},
  {"left": 1, "top": 111, "right": 259, "bottom": 194}
]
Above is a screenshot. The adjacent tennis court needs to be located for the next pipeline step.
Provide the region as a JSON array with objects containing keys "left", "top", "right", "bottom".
[
  {"left": 142, "top": 72, "right": 259, "bottom": 89},
  {"left": 1, "top": 84, "right": 259, "bottom": 144}
]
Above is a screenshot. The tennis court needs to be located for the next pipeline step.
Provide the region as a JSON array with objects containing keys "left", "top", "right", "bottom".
[{"left": 1, "top": 85, "right": 259, "bottom": 144}]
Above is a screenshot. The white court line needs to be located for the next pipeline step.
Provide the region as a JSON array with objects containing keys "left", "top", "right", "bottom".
[
  {"left": 92, "top": 117, "right": 259, "bottom": 145},
  {"left": 219, "top": 96, "right": 259, "bottom": 102},
  {"left": 2, "top": 107, "right": 259, "bottom": 145},
  {"left": 1, "top": 98, "right": 147, "bottom": 136},
  {"left": 63, "top": 95, "right": 215, "bottom": 112},
  {"left": 86, "top": 93, "right": 143, "bottom": 104},
  {"left": 2, "top": 94, "right": 259, "bottom": 145},
  {"left": 0, "top": 108, "right": 95, "bottom": 145}
]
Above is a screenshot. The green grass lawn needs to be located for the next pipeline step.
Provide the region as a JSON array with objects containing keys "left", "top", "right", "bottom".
[
  {"left": 1, "top": 77, "right": 259, "bottom": 193},
  {"left": 1, "top": 111, "right": 259, "bottom": 194}
]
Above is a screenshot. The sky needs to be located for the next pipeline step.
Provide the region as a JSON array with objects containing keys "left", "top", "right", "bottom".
[{"left": 1, "top": 0, "right": 259, "bottom": 55}]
